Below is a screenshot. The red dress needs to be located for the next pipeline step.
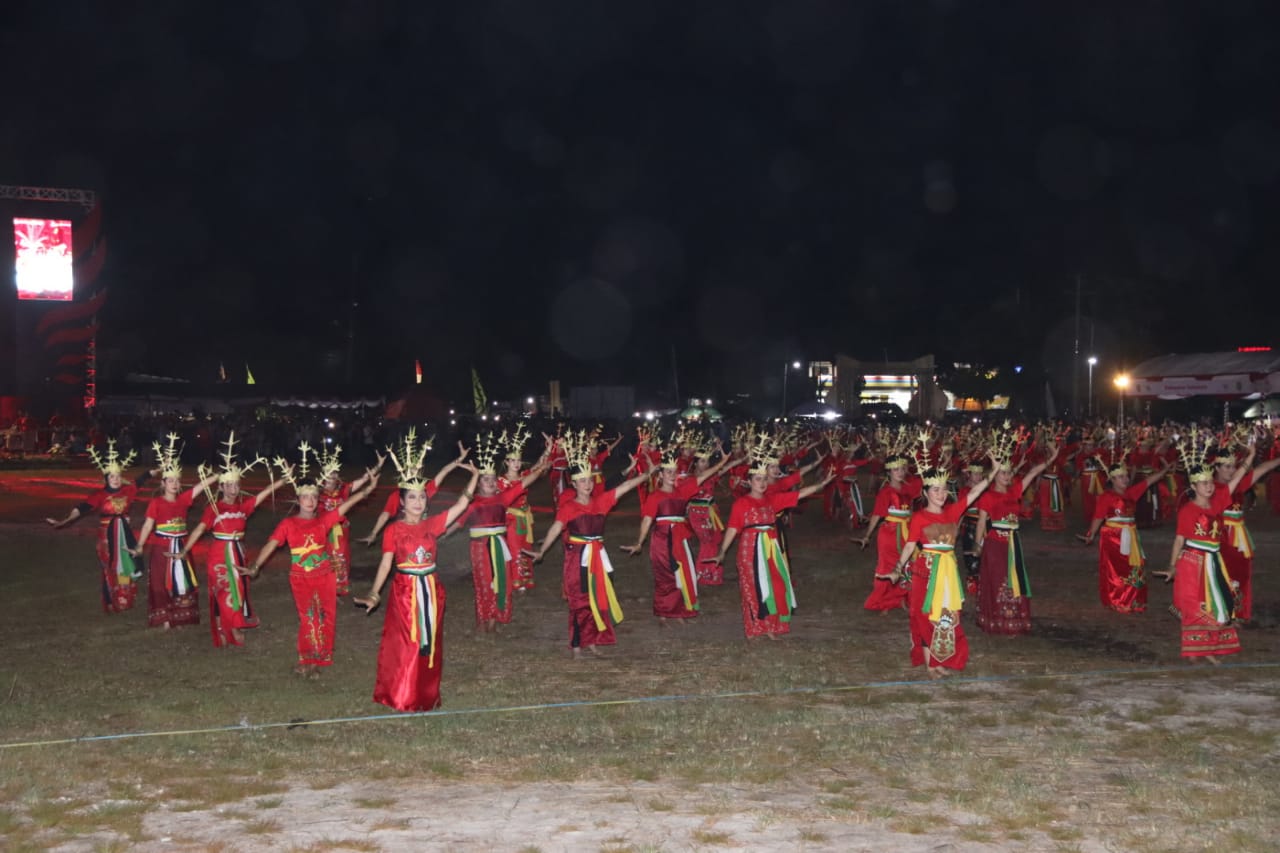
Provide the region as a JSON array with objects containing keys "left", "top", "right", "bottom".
[
  {"left": 1172, "top": 492, "right": 1239, "bottom": 659},
  {"left": 1077, "top": 452, "right": 1106, "bottom": 526},
  {"left": 726, "top": 490, "right": 800, "bottom": 639},
  {"left": 557, "top": 490, "right": 625, "bottom": 649},
  {"left": 374, "top": 515, "right": 449, "bottom": 711},
  {"left": 319, "top": 483, "right": 354, "bottom": 596},
  {"left": 641, "top": 479, "right": 701, "bottom": 619},
  {"left": 457, "top": 484, "right": 527, "bottom": 626},
  {"left": 1093, "top": 483, "right": 1151, "bottom": 613},
  {"left": 266, "top": 510, "right": 344, "bottom": 667},
  {"left": 1130, "top": 449, "right": 1162, "bottom": 528},
  {"left": 143, "top": 492, "right": 200, "bottom": 628},
  {"left": 975, "top": 483, "right": 1031, "bottom": 635},
  {"left": 202, "top": 495, "right": 261, "bottom": 646},
  {"left": 864, "top": 482, "right": 917, "bottom": 612},
  {"left": 1215, "top": 474, "right": 1256, "bottom": 621},
  {"left": 81, "top": 483, "right": 143, "bottom": 613},
  {"left": 686, "top": 474, "right": 725, "bottom": 584},
  {"left": 905, "top": 503, "right": 969, "bottom": 671},
  {"left": 1038, "top": 455, "right": 1067, "bottom": 532},
  {"left": 499, "top": 473, "right": 537, "bottom": 591}
]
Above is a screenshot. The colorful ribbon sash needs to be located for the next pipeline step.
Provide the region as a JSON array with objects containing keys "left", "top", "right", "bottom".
[
  {"left": 1104, "top": 516, "right": 1144, "bottom": 568},
  {"left": 990, "top": 520, "right": 1030, "bottom": 598},
  {"left": 470, "top": 525, "right": 512, "bottom": 605},
  {"left": 1185, "top": 539, "right": 1234, "bottom": 625},
  {"left": 920, "top": 543, "right": 963, "bottom": 623},
  {"left": 1221, "top": 511, "right": 1254, "bottom": 558},
  {"left": 656, "top": 516, "right": 699, "bottom": 612},
  {"left": 568, "top": 534, "right": 624, "bottom": 631},
  {"left": 395, "top": 565, "right": 440, "bottom": 665},
  {"left": 156, "top": 531, "right": 198, "bottom": 595},
  {"left": 747, "top": 524, "right": 796, "bottom": 621}
]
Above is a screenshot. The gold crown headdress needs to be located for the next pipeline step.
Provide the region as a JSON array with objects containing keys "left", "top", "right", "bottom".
[
  {"left": 503, "top": 422, "right": 531, "bottom": 462},
  {"left": 88, "top": 438, "right": 137, "bottom": 477},
  {"left": 199, "top": 431, "right": 267, "bottom": 486},
  {"left": 273, "top": 441, "right": 323, "bottom": 496},
  {"left": 1176, "top": 427, "right": 1214, "bottom": 484},
  {"left": 730, "top": 423, "right": 754, "bottom": 450},
  {"left": 152, "top": 433, "right": 184, "bottom": 480},
  {"left": 747, "top": 430, "right": 783, "bottom": 476},
  {"left": 474, "top": 430, "right": 505, "bottom": 476},
  {"left": 561, "top": 429, "right": 594, "bottom": 480},
  {"left": 317, "top": 442, "right": 343, "bottom": 485},
  {"left": 912, "top": 428, "right": 949, "bottom": 488},
  {"left": 988, "top": 421, "right": 1020, "bottom": 471},
  {"left": 385, "top": 427, "right": 433, "bottom": 490}
]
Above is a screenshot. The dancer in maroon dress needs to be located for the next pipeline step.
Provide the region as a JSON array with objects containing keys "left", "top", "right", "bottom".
[
  {"left": 973, "top": 428, "right": 1059, "bottom": 635},
  {"left": 856, "top": 453, "right": 920, "bottom": 614},
  {"left": 131, "top": 434, "right": 221, "bottom": 630},
  {"left": 533, "top": 430, "right": 648, "bottom": 657},
  {"left": 621, "top": 436, "right": 734, "bottom": 623},
  {"left": 1211, "top": 433, "right": 1280, "bottom": 623},
  {"left": 356, "top": 431, "right": 478, "bottom": 710},
  {"left": 448, "top": 430, "right": 549, "bottom": 632},
  {"left": 176, "top": 432, "right": 283, "bottom": 647},
  {"left": 46, "top": 440, "right": 157, "bottom": 614}
]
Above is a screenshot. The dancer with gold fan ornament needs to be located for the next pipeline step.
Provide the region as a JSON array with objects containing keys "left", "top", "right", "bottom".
[
  {"left": 1079, "top": 451, "right": 1171, "bottom": 614},
  {"left": 174, "top": 432, "right": 285, "bottom": 647},
  {"left": 707, "top": 433, "right": 834, "bottom": 640},
  {"left": 317, "top": 443, "right": 384, "bottom": 597},
  {"left": 532, "top": 430, "right": 649, "bottom": 657},
  {"left": 355, "top": 432, "right": 478, "bottom": 711},
  {"left": 973, "top": 424, "right": 1059, "bottom": 636},
  {"left": 1154, "top": 429, "right": 1255, "bottom": 663},
  {"left": 131, "top": 434, "right": 221, "bottom": 630},
  {"left": 891, "top": 441, "right": 997, "bottom": 677},
  {"left": 620, "top": 429, "right": 735, "bottom": 624},
  {"left": 45, "top": 439, "right": 159, "bottom": 614},
  {"left": 445, "top": 429, "right": 550, "bottom": 632},
  {"left": 249, "top": 444, "right": 380, "bottom": 677},
  {"left": 498, "top": 423, "right": 541, "bottom": 592}
]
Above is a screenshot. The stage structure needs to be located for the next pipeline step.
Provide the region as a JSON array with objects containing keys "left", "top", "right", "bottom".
[{"left": 0, "top": 184, "right": 105, "bottom": 416}]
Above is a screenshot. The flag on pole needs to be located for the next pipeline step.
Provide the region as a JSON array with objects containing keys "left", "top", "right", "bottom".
[
  {"left": 472, "top": 366, "right": 487, "bottom": 415},
  {"left": 246, "top": 363, "right": 256, "bottom": 385},
  {"left": 415, "top": 359, "right": 423, "bottom": 385},
  {"left": 218, "top": 362, "right": 227, "bottom": 383}
]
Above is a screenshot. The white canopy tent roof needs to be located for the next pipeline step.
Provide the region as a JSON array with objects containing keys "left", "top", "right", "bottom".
[{"left": 1129, "top": 351, "right": 1280, "bottom": 400}]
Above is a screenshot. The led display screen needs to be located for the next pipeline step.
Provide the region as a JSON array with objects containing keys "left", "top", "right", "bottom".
[{"left": 14, "top": 217, "right": 74, "bottom": 301}]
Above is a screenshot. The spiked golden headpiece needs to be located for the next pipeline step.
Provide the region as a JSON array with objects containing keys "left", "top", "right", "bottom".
[
  {"left": 88, "top": 438, "right": 137, "bottom": 477},
  {"left": 503, "top": 422, "right": 531, "bottom": 462},
  {"left": 152, "top": 433, "right": 184, "bottom": 480},
  {"left": 1176, "top": 427, "right": 1214, "bottom": 484},
  {"left": 474, "top": 430, "right": 505, "bottom": 476},
  {"left": 273, "top": 441, "right": 322, "bottom": 496},
  {"left": 200, "top": 431, "right": 266, "bottom": 485},
  {"left": 385, "top": 428, "right": 433, "bottom": 490}
]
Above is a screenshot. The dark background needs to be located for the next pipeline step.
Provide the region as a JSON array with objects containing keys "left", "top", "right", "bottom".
[{"left": 4, "top": 1, "right": 1278, "bottom": 407}]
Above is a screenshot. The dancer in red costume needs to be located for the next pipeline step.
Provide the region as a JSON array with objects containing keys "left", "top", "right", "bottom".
[
  {"left": 355, "top": 431, "right": 478, "bottom": 710},
  {"left": 448, "top": 430, "right": 549, "bottom": 632},
  {"left": 1080, "top": 455, "right": 1170, "bottom": 614},
  {"left": 176, "top": 432, "right": 283, "bottom": 647},
  {"left": 317, "top": 443, "right": 384, "bottom": 597},
  {"left": 499, "top": 425, "right": 540, "bottom": 592},
  {"left": 1037, "top": 427, "right": 1069, "bottom": 532},
  {"left": 533, "top": 430, "right": 649, "bottom": 657},
  {"left": 856, "top": 453, "right": 920, "bottom": 614},
  {"left": 685, "top": 438, "right": 735, "bottom": 584},
  {"left": 250, "top": 443, "right": 380, "bottom": 677},
  {"left": 1074, "top": 435, "right": 1106, "bottom": 526},
  {"left": 46, "top": 440, "right": 158, "bottom": 614},
  {"left": 974, "top": 430, "right": 1059, "bottom": 635},
  {"left": 891, "top": 458, "right": 994, "bottom": 677},
  {"left": 708, "top": 438, "right": 833, "bottom": 640},
  {"left": 1154, "top": 434, "right": 1254, "bottom": 663},
  {"left": 131, "top": 434, "right": 220, "bottom": 630},
  {"left": 1211, "top": 433, "right": 1280, "bottom": 623},
  {"left": 621, "top": 436, "right": 734, "bottom": 622},
  {"left": 357, "top": 438, "right": 470, "bottom": 546}
]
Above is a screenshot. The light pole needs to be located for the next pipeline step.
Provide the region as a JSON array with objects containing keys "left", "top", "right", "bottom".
[
  {"left": 781, "top": 360, "right": 802, "bottom": 418},
  {"left": 1114, "top": 373, "right": 1130, "bottom": 433},
  {"left": 1087, "top": 356, "right": 1097, "bottom": 417}
]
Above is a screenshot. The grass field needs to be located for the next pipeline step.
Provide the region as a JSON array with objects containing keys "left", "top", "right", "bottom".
[{"left": 1, "top": 466, "right": 1278, "bottom": 851}]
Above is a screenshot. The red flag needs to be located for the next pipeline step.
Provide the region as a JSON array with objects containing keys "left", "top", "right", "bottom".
[{"left": 415, "top": 359, "right": 423, "bottom": 385}]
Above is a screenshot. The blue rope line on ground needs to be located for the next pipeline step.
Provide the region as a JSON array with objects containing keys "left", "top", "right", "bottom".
[{"left": 2, "top": 661, "right": 1276, "bottom": 750}]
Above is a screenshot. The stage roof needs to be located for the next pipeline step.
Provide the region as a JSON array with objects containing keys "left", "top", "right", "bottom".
[{"left": 1129, "top": 351, "right": 1280, "bottom": 399}]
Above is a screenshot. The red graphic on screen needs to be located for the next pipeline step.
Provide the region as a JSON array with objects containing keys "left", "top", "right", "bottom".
[{"left": 14, "top": 217, "right": 74, "bottom": 301}]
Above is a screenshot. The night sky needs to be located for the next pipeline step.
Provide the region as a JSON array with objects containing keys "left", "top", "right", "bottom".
[{"left": 6, "top": 2, "right": 1280, "bottom": 407}]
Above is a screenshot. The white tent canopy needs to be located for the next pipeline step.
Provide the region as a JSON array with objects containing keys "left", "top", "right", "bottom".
[{"left": 1129, "top": 351, "right": 1280, "bottom": 400}]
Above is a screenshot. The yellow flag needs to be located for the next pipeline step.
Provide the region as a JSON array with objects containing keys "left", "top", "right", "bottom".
[
  {"left": 472, "top": 366, "right": 487, "bottom": 415},
  {"left": 246, "top": 363, "right": 256, "bottom": 385}
]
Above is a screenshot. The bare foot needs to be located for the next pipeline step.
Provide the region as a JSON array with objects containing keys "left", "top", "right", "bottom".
[
  {"left": 570, "top": 647, "right": 582, "bottom": 660},
  {"left": 586, "top": 644, "right": 605, "bottom": 657},
  {"left": 764, "top": 632, "right": 777, "bottom": 641},
  {"left": 231, "top": 628, "right": 245, "bottom": 644},
  {"left": 1206, "top": 656, "right": 1222, "bottom": 667},
  {"left": 293, "top": 663, "right": 313, "bottom": 677}
]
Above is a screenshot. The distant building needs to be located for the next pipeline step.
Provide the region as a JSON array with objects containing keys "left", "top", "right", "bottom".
[{"left": 831, "top": 353, "right": 944, "bottom": 420}]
